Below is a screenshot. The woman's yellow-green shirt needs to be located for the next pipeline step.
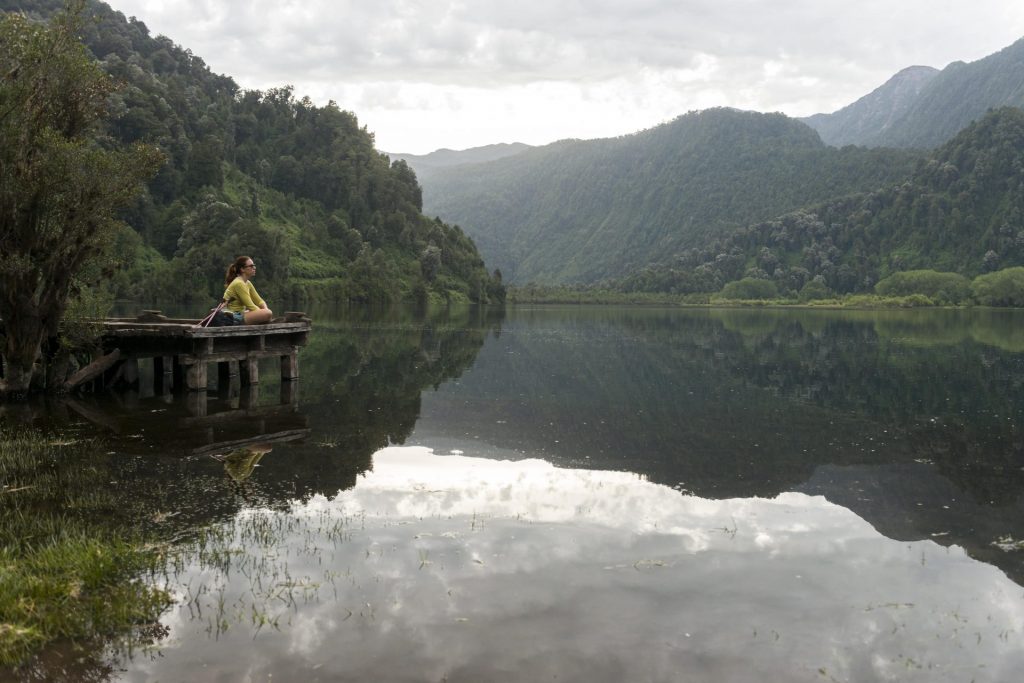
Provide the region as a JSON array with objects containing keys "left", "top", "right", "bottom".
[{"left": 223, "top": 277, "right": 265, "bottom": 313}]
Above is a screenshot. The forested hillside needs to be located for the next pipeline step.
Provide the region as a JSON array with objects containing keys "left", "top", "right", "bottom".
[
  {"left": 420, "top": 108, "right": 922, "bottom": 284},
  {"left": 801, "top": 66, "right": 939, "bottom": 148},
  {"left": 613, "top": 108, "right": 1024, "bottom": 296},
  {"left": 0, "top": 0, "right": 503, "bottom": 306},
  {"left": 805, "top": 37, "right": 1024, "bottom": 149}
]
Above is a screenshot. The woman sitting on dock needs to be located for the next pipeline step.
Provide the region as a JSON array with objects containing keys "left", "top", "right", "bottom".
[{"left": 224, "top": 255, "right": 273, "bottom": 324}]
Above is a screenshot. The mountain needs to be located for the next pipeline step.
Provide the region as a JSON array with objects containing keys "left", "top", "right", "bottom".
[
  {"left": 801, "top": 66, "right": 939, "bottom": 147},
  {"left": 388, "top": 143, "right": 532, "bottom": 181},
  {"left": 420, "top": 108, "right": 922, "bottom": 284},
  {"left": 805, "top": 37, "right": 1024, "bottom": 149},
  {"left": 615, "top": 107, "right": 1024, "bottom": 296},
  {"left": 1, "top": 0, "right": 503, "bottom": 306}
]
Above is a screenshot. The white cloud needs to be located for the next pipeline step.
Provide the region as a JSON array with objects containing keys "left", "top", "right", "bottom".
[
  {"left": 128, "top": 447, "right": 1024, "bottom": 682},
  {"left": 109, "top": 1, "right": 1024, "bottom": 152}
]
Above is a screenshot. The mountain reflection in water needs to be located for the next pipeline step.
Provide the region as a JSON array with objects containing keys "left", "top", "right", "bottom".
[
  {"left": 122, "top": 447, "right": 1022, "bottom": 683},
  {"left": 5, "top": 305, "right": 1024, "bottom": 681}
]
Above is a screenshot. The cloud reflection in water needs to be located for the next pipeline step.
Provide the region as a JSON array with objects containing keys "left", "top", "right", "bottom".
[{"left": 126, "top": 447, "right": 1024, "bottom": 683}]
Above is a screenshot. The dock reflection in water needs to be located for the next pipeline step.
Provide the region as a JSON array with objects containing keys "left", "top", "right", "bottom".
[
  {"left": 119, "top": 446, "right": 1023, "bottom": 683},
  {"left": 5, "top": 305, "right": 1024, "bottom": 681},
  {"left": 58, "top": 367, "right": 308, "bottom": 456}
]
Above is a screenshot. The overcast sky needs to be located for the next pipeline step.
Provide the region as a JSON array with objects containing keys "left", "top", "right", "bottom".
[{"left": 108, "top": 0, "right": 1024, "bottom": 154}]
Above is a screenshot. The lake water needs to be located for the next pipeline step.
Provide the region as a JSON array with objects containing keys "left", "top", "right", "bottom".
[{"left": 6, "top": 305, "right": 1024, "bottom": 682}]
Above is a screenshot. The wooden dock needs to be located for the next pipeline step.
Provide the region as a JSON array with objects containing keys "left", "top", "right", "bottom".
[{"left": 86, "top": 310, "right": 312, "bottom": 394}]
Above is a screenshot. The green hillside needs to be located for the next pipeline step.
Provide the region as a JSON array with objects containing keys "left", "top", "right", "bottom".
[
  {"left": 805, "top": 37, "right": 1024, "bottom": 149},
  {"left": 876, "top": 38, "right": 1024, "bottom": 149},
  {"left": 613, "top": 108, "right": 1024, "bottom": 296},
  {"left": 420, "top": 108, "right": 922, "bottom": 284},
  {"left": 801, "top": 66, "right": 939, "bottom": 148},
  {"left": 0, "top": 0, "right": 503, "bottom": 307}
]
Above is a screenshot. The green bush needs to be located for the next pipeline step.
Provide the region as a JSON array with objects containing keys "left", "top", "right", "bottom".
[
  {"left": 719, "top": 278, "right": 779, "bottom": 300},
  {"left": 972, "top": 267, "right": 1024, "bottom": 306},
  {"left": 798, "top": 278, "right": 832, "bottom": 302},
  {"left": 875, "top": 270, "right": 971, "bottom": 304}
]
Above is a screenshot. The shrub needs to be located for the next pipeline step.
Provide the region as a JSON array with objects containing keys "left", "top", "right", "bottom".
[
  {"left": 719, "top": 278, "right": 779, "bottom": 300},
  {"left": 972, "top": 267, "right": 1024, "bottom": 307},
  {"left": 875, "top": 270, "right": 971, "bottom": 304},
  {"left": 798, "top": 278, "right": 832, "bottom": 302}
]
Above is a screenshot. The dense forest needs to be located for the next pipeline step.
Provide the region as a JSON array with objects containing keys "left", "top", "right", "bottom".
[
  {"left": 0, "top": 0, "right": 504, "bottom": 307},
  {"left": 418, "top": 108, "right": 924, "bottom": 284},
  {"left": 612, "top": 107, "right": 1024, "bottom": 297}
]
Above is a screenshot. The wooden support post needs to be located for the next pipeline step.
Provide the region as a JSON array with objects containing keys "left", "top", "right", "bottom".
[
  {"left": 185, "top": 391, "right": 208, "bottom": 417},
  {"left": 240, "top": 358, "right": 259, "bottom": 386},
  {"left": 185, "top": 361, "right": 207, "bottom": 391},
  {"left": 226, "top": 374, "right": 241, "bottom": 408},
  {"left": 120, "top": 358, "right": 139, "bottom": 388},
  {"left": 281, "top": 351, "right": 299, "bottom": 381},
  {"left": 240, "top": 383, "right": 259, "bottom": 409},
  {"left": 122, "top": 388, "right": 141, "bottom": 408}
]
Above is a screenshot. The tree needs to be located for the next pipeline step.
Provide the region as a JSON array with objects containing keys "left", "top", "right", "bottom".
[
  {"left": 875, "top": 270, "right": 971, "bottom": 304},
  {"left": 0, "top": 2, "right": 163, "bottom": 397},
  {"left": 718, "top": 277, "right": 779, "bottom": 301},
  {"left": 972, "top": 267, "right": 1024, "bottom": 307}
]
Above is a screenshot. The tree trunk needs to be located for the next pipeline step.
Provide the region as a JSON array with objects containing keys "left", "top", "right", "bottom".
[
  {"left": 0, "top": 313, "right": 45, "bottom": 399},
  {"left": 45, "top": 345, "right": 74, "bottom": 394}
]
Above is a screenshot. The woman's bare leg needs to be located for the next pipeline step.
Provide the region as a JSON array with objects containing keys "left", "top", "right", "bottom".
[{"left": 244, "top": 308, "right": 273, "bottom": 324}]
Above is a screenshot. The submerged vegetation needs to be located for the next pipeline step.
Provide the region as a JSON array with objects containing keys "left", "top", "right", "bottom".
[{"left": 0, "top": 429, "right": 170, "bottom": 670}]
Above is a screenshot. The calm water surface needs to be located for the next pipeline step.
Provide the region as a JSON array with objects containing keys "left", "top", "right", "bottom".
[{"left": 6, "top": 306, "right": 1024, "bottom": 682}]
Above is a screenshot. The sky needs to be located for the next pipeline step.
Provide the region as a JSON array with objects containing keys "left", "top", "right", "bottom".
[{"left": 108, "top": 0, "right": 1024, "bottom": 154}]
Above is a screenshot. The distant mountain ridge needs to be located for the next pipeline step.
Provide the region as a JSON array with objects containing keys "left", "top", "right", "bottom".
[
  {"left": 615, "top": 107, "right": 1024, "bottom": 296},
  {"left": 389, "top": 143, "right": 536, "bottom": 189},
  {"left": 420, "top": 108, "right": 922, "bottom": 284},
  {"left": 388, "top": 143, "right": 532, "bottom": 182},
  {"left": 801, "top": 65, "right": 939, "bottom": 147},
  {"left": 805, "top": 37, "right": 1024, "bottom": 148}
]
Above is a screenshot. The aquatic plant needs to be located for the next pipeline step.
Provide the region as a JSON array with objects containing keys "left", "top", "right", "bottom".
[{"left": 0, "top": 429, "right": 171, "bottom": 669}]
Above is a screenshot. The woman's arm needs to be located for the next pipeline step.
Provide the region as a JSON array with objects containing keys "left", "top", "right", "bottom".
[
  {"left": 247, "top": 282, "right": 266, "bottom": 310},
  {"left": 226, "top": 279, "right": 260, "bottom": 311}
]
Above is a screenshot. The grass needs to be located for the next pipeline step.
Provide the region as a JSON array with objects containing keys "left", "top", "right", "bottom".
[
  {"left": 0, "top": 429, "right": 172, "bottom": 669},
  {"left": 508, "top": 287, "right": 973, "bottom": 309}
]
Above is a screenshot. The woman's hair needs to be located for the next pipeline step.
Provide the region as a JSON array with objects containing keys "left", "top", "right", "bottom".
[{"left": 225, "top": 255, "right": 252, "bottom": 285}]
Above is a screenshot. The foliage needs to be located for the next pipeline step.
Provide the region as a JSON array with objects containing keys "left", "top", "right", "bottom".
[
  {"left": 808, "top": 37, "right": 1024, "bottom": 149},
  {"left": 416, "top": 108, "right": 923, "bottom": 285},
  {"left": 0, "top": 429, "right": 170, "bottom": 668},
  {"left": 874, "top": 270, "right": 971, "bottom": 304},
  {"left": 607, "top": 108, "right": 1024, "bottom": 302},
  {"left": 971, "top": 266, "right": 1024, "bottom": 307},
  {"left": 718, "top": 278, "right": 779, "bottom": 301},
  {"left": 0, "top": 0, "right": 503, "bottom": 323},
  {"left": 892, "top": 36, "right": 1024, "bottom": 148},
  {"left": 798, "top": 278, "right": 832, "bottom": 302},
  {"left": 0, "top": 0, "right": 163, "bottom": 396}
]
